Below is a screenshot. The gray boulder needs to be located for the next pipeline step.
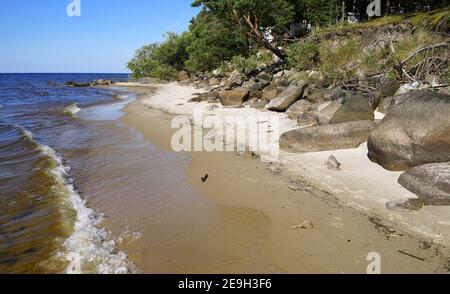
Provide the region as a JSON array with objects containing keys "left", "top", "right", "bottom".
[
  {"left": 368, "top": 90, "right": 450, "bottom": 171},
  {"left": 262, "top": 85, "right": 283, "bottom": 102},
  {"left": 329, "top": 95, "right": 375, "bottom": 124},
  {"left": 268, "top": 83, "right": 308, "bottom": 112},
  {"left": 333, "top": 89, "right": 379, "bottom": 110},
  {"left": 297, "top": 113, "right": 319, "bottom": 127},
  {"left": 398, "top": 162, "right": 450, "bottom": 206},
  {"left": 318, "top": 101, "right": 342, "bottom": 125},
  {"left": 286, "top": 100, "right": 313, "bottom": 116},
  {"left": 305, "top": 88, "right": 334, "bottom": 104},
  {"left": 271, "top": 77, "right": 286, "bottom": 88},
  {"left": 255, "top": 71, "right": 272, "bottom": 85},
  {"left": 219, "top": 88, "right": 249, "bottom": 107},
  {"left": 377, "top": 96, "right": 394, "bottom": 114},
  {"left": 280, "top": 120, "right": 375, "bottom": 153},
  {"left": 376, "top": 79, "right": 400, "bottom": 99}
]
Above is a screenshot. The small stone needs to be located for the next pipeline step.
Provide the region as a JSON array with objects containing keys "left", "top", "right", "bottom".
[
  {"left": 386, "top": 199, "right": 424, "bottom": 212},
  {"left": 326, "top": 155, "right": 342, "bottom": 170},
  {"left": 290, "top": 221, "right": 314, "bottom": 230}
]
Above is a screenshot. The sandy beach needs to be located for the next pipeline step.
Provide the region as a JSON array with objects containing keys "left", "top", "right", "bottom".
[{"left": 105, "top": 82, "right": 450, "bottom": 273}]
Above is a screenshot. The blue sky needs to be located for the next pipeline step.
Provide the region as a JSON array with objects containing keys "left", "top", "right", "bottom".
[{"left": 0, "top": 0, "right": 200, "bottom": 73}]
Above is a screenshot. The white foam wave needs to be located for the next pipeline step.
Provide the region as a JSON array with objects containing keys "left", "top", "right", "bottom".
[
  {"left": 19, "top": 127, "right": 133, "bottom": 274},
  {"left": 115, "top": 94, "right": 128, "bottom": 100},
  {"left": 64, "top": 103, "right": 81, "bottom": 117}
]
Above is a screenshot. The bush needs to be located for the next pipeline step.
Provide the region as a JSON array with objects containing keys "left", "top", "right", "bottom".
[
  {"left": 127, "top": 33, "right": 190, "bottom": 79},
  {"left": 286, "top": 41, "right": 319, "bottom": 71},
  {"left": 319, "top": 38, "right": 362, "bottom": 83},
  {"left": 227, "top": 52, "right": 273, "bottom": 75}
]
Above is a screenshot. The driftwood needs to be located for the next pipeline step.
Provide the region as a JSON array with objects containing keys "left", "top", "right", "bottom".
[{"left": 401, "top": 42, "right": 450, "bottom": 65}]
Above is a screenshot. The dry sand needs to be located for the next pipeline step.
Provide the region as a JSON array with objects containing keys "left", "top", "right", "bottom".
[{"left": 112, "top": 82, "right": 450, "bottom": 273}]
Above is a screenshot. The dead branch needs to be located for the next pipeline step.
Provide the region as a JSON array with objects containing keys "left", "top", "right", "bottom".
[{"left": 401, "top": 42, "right": 450, "bottom": 65}]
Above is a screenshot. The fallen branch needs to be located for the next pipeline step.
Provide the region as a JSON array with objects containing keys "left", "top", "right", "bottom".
[
  {"left": 398, "top": 250, "right": 425, "bottom": 262},
  {"left": 401, "top": 42, "right": 450, "bottom": 65}
]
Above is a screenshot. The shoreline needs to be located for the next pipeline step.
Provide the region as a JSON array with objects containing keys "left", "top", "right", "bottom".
[{"left": 116, "top": 82, "right": 449, "bottom": 273}]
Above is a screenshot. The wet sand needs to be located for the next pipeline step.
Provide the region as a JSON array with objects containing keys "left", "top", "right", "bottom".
[{"left": 116, "top": 87, "right": 448, "bottom": 274}]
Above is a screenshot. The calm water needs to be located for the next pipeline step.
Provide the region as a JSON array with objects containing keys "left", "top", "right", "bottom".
[{"left": 0, "top": 73, "right": 134, "bottom": 273}]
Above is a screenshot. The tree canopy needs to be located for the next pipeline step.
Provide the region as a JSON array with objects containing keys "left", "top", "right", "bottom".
[{"left": 127, "top": 0, "right": 449, "bottom": 79}]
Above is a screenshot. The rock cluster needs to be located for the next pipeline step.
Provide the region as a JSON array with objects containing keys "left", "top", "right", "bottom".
[
  {"left": 65, "top": 79, "right": 114, "bottom": 87},
  {"left": 179, "top": 64, "right": 450, "bottom": 209}
]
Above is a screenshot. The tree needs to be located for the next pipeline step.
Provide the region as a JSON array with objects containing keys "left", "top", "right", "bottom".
[
  {"left": 185, "top": 11, "right": 249, "bottom": 72},
  {"left": 192, "top": 0, "right": 296, "bottom": 59},
  {"left": 127, "top": 32, "right": 191, "bottom": 79}
]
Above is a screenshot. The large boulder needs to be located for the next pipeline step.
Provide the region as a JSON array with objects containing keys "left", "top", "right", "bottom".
[
  {"left": 318, "top": 101, "right": 342, "bottom": 125},
  {"left": 268, "top": 83, "right": 308, "bottom": 112},
  {"left": 333, "top": 89, "right": 379, "bottom": 111},
  {"left": 398, "top": 162, "right": 450, "bottom": 206},
  {"left": 377, "top": 96, "right": 394, "bottom": 114},
  {"left": 271, "top": 77, "right": 286, "bottom": 88},
  {"left": 376, "top": 79, "right": 400, "bottom": 100},
  {"left": 368, "top": 90, "right": 450, "bottom": 171},
  {"left": 262, "top": 85, "right": 284, "bottom": 102},
  {"left": 219, "top": 88, "right": 250, "bottom": 107},
  {"left": 255, "top": 71, "right": 272, "bottom": 86},
  {"left": 286, "top": 100, "right": 313, "bottom": 116},
  {"left": 329, "top": 95, "right": 375, "bottom": 124},
  {"left": 297, "top": 113, "right": 319, "bottom": 127},
  {"left": 280, "top": 120, "right": 375, "bottom": 153},
  {"left": 304, "top": 88, "right": 334, "bottom": 104},
  {"left": 242, "top": 80, "right": 264, "bottom": 91}
]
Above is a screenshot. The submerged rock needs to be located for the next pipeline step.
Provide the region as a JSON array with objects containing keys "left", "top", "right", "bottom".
[
  {"left": 368, "top": 90, "right": 450, "bottom": 171},
  {"left": 398, "top": 162, "right": 450, "bottom": 206},
  {"left": 65, "top": 81, "right": 90, "bottom": 87},
  {"left": 280, "top": 120, "right": 375, "bottom": 153}
]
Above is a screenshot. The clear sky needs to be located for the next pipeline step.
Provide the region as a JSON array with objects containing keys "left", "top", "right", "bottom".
[{"left": 0, "top": 0, "right": 200, "bottom": 73}]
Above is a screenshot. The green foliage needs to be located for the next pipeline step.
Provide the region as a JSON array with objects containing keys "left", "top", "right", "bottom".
[
  {"left": 226, "top": 51, "right": 273, "bottom": 74},
  {"left": 444, "top": 66, "right": 450, "bottom": 83},
  {"left": 302, "top": 0, "right": 340, "bottom": 27},
  {"left": 127, "top": 32, "right": 190, "bottom": 79},
  {"left": 319, "top": 38, "right": 362, "bottom": 83},
  {"left": 286, "top": 41, "right": 319, "bottom": 70},
  {"left": 185, "top": 11, "right": 249, "bottom": 72},
  {"left": 192, "top": 0, "right": 295, "bottom": 33}
]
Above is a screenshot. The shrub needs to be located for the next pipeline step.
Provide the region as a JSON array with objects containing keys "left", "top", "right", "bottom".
[
  {"left": 127, "top": 33, "right": 190, "bottom": 79},
  {"left": 286, "top": 41, "right": 319, "bottom": 71},
  {"left": 227, "top": 52, "right": 273, "bottom": 75},
  {"left": 319, "top": 38, "right": 362, "bottom": 83}
]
